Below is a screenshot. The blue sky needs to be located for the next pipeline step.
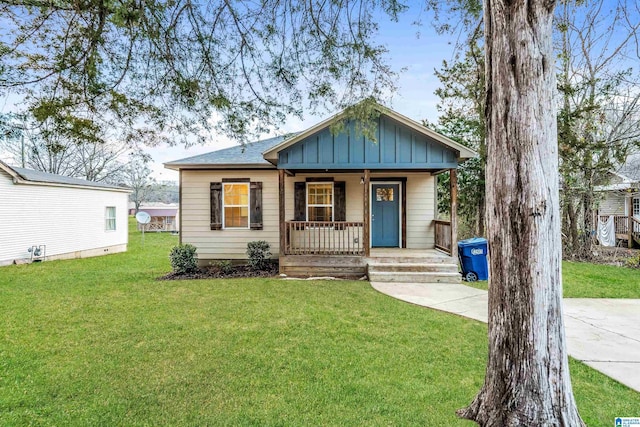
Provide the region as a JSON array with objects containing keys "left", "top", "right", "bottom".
[{"left": 151, "top": 10, "right": 461, "bottom": 181}]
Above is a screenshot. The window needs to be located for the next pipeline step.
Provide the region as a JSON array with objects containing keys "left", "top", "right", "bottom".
[
  {"left": 223, "top": 183, "right": 249, "bottom": 228},
  {"left": 105, "top": 206, "right": 116, "bottom": 231},
  {"left": 376, "top": 187, "right": 394, "bottom": 201},
  {"left": 634, "top": 197, "right": 640, "bottom": 217},
  {"left": 307, "top": 183, "right": 333, "bottom": 221}
]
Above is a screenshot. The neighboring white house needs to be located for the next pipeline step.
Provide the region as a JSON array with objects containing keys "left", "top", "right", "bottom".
[{"left": 0, "top": 161, "right": 130, "bottom": 266}]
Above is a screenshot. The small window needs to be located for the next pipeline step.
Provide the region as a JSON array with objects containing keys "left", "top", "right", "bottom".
[
  {"left": 376, "top": 187, "right": 394, "bottom": 202},
  {"left": 223, "top": 183, "right": 249, "bottom": 228},
  {"left": 307, "top": 183, "right": 333, "bottom": 221},
  {"left": 105, "top": 207, "right": 116, "bottom": 231}
]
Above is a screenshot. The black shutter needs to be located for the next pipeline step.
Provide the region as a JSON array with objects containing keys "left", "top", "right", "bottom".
[
  {"left": 294, "top": 182, "right": 306, "bottom": 221},
  {"left": 210, "top": 182, "right": 222, "bottom": 230},
  {"left": 334, "top": 181, "right": 346, "bottom": 221},
  {"left": 250, "top": 181, "right": 263, "bottom": 230}
]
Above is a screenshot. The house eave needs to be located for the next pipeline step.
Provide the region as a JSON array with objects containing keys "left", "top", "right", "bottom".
[
  {"left": 164, "top": 162, "right": 276, "bottom": 171},
  {"left": 0, "top": 160, "right": 131, "bottom": 193}
]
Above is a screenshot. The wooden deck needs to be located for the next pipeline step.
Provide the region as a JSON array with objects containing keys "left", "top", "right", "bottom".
[{"left": 599, "top": 215, "right": 640, "bottom": 247}]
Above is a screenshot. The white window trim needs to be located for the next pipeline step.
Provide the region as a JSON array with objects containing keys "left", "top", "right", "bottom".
[
  {"left": 306, "top": 182, "right": 334, "bottom": 222},
  {"left": 633, "top": 197, "right": 640, "bottom": 218},
  {"left": 222, "top": 182, "right": 250, "bottom": 229},
  {"left": 105, "top": 206, "right": 116, "bottom": 232}
]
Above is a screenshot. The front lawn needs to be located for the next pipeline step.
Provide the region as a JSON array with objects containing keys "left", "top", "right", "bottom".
[
  {"left": 466, "top": 261, "right": 640, "bottom": 299},
  {"left": 0, "top": 225, "right": 638, "bottom": 425}
]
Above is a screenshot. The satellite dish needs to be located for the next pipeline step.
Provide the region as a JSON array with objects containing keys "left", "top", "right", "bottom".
[{"left": 136, "top": 211, "right": 151, "bottom": 224}]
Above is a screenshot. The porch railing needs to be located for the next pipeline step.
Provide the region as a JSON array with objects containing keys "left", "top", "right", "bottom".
[
  {"left": 598, "top": 215, "right": 639, "bottom": 235},
  {"left": 434, "top": 220, "right": 452, "bottom": 255},
  {"left": 284, "top": 221, "right": 364, "bottom": 255}
]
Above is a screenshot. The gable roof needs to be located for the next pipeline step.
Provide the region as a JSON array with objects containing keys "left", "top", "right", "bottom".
[
  {"left": 164, "top": 105, "right": 477, "bottom": 171},
  {"left": 0, "top": 160, "right": 130, "bottom": 192},
  {"left": 164, "top": 135, "right": 290, "bottom": 170},
  {"left": 262, "top": 106, "right": 477, "bottom": 163}
]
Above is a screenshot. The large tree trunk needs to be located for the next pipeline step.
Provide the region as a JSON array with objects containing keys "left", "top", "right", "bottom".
[{"left": 458, "top": 0, "right": 584, "bottom": 425}]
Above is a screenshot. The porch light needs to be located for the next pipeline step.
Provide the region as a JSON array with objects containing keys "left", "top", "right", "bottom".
[{"left": 360, "top": 176, "right": 364, "bottom": 184}]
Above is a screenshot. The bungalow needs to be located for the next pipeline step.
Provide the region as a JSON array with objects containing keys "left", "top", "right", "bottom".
[
  {"left": 0, "top": 161, "right": 130, "bottom": 266},
  {"left": 165, "top": 106, "right": 476, "bottom": 281}
]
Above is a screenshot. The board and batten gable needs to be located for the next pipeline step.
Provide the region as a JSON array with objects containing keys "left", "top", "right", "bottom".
[
  {"left": 0, "top": 168, "right": 129, "bottom": 266},
  {"left": 277, "top": 116, "right": 458, "bottom": 170},
  {"left": 180, "top": 169, "right": 280, "bottom": 261}
]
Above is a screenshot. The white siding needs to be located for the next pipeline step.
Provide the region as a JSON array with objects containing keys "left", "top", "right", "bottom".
[
  {"left": 404, "top": 173, "right": 436, "bottom": 248},
  {"left": 0, "top": 169, "right": 129, "bottom": 265},
  {"left": 181, "top": 170, "right": 437, "bottom": 261},
  {"left": 598, "top": 191, "right": 627, "bottom": 216}
]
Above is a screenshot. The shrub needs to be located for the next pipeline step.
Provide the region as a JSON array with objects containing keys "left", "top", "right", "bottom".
[
  {"left": 169, "top": 244, "right": 198, "bottom": 274},
  {"left": 210, "top": 260, "right": 233, "bottom": 275},
  {"left": 625, "top": 253, "right": 640, "bottom": 268},
  {"left": 247, "top": 241, "right": 271, "bottom": 271}
]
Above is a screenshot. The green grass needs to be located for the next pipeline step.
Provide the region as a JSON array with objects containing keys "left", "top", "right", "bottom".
[
  {"left": 0, "top": 220, "right": 638, "bottom": 425},
  {"left": 465, "top": 261, "right": 640, "bottom": 299},
  {"left": 563, "top": 261, "right": 640, "bottom": 298}
]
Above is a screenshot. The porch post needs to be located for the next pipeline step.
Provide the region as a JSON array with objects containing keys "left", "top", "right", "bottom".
[
  {"left": 363, "top": 169, "right": 370, "bottom": 257},
  {"left": 450, "top": 168, "right": 458, "bottom": 257},
  {"left": 627, "top": 194, "right": 633, "bottom": 249},
  {"left": 279, "top": 169, "right": 286, "bottom": 258}
]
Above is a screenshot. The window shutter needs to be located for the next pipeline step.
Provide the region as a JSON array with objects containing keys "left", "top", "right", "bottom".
[
  {"left": 210, "top": 182, "right": 222, "bottom": 230},
  {"left": 250, "top": 181, "right": 263, "bottom": 230},
  {"left": 294, "top": 182, "right": 306, "bottom": 221},
  {"left": 334, "top": 181, "right": 346, "bottom": 221}
]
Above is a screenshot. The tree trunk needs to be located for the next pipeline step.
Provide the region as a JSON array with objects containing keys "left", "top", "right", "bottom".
[{"left": 458, "top": 0, "right": 584, "bottom": 425}]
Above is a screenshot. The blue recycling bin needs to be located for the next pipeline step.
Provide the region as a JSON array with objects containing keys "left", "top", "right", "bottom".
[{"left": 458, "top": 237, "right": 489, "bottom": 282}]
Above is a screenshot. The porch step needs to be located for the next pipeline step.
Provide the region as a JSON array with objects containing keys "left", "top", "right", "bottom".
[
  {"left": 366, "top": 251, "right": 461, "bottom": 283},
  {"left": 368, "top": 271, "right": 462, "bottom": 284},
  {"left": 367, "top": 262, "right": 459, "bottom": 273}
]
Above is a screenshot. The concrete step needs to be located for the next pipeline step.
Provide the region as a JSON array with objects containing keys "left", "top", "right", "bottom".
[
  {"left": 368, "top": 271, "right": 462, "bottom": 284},
  {"left": 367, "top": 262, "right": 459, "bottom": 273}
]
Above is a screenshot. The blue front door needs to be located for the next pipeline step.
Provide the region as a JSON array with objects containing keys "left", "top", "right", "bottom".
[{"left": 371, "top": 183, "right": 400, "bottom": 247}]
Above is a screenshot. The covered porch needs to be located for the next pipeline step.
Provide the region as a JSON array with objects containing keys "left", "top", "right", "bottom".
[
  {"left": 275, "top": 168, "right": 460, "bottom": 278},
  {"left": 261, "top": 107, "right": 475, "bottom": 279},
  {"left": 277, "top": 169, "right": 459, "bottom": 258}
]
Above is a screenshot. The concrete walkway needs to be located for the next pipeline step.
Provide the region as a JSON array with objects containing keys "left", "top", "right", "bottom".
[{"left": 370, "top": 282, "right": 640, "bottom": 393}]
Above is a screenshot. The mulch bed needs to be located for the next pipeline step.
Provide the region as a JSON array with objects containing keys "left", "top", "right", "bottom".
[
  {"left": 160, "top": 264, "right": 280, "bottom": 280},
  {"left": 565, "top": 245, "right": 640, "bottom": 267}
]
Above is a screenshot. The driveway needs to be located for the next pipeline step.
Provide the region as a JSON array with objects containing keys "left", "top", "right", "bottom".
[{"left": 370, "top": 282, "right": 640, "bottom": 393}]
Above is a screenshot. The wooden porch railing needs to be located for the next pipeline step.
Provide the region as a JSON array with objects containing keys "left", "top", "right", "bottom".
[
  {"left": 284, "top": 221, "right": 364, "bottom": 255},
  {"left": 598, "top": 215, "right": 640, "bottom": 248},
  {"left": 434, "top": 220, "right": 452, "bottom": 255},
  {"left": 598, "top": 215, "right": 640, "bottom": 235}
]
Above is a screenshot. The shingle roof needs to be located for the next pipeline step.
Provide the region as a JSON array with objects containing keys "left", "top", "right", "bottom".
[
  {"left": 165, "top": 135, "right": 293, "bottom": 167},
  {"left": 11, "top": 166, "right": 128, "bottom": 190}
]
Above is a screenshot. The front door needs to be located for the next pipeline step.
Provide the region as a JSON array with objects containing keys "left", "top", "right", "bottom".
[{"left": 371, "top": 183, "right": 400, "bottom": 247}]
